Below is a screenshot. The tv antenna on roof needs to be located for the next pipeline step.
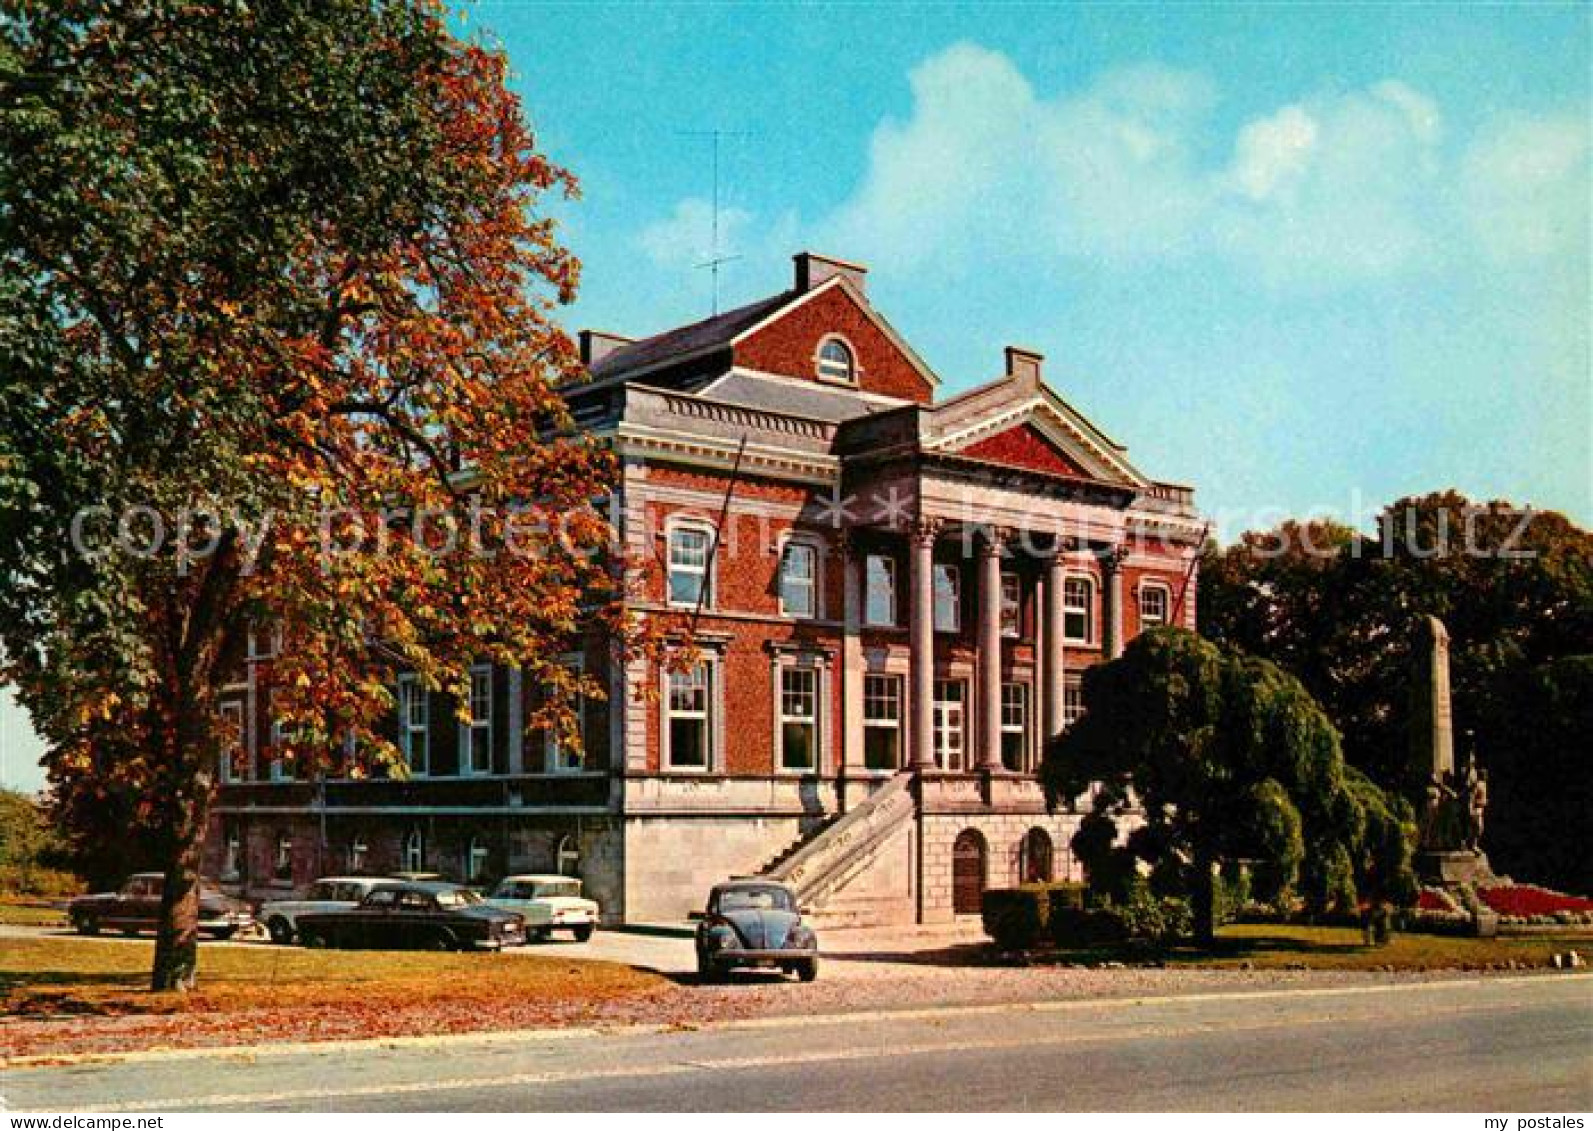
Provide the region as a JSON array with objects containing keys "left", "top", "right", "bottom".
[{"left": 678, "top": 128, "right": 751, "bottom": 316}]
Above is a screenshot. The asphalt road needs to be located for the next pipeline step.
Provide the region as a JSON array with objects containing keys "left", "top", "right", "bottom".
[{"left": 6, "top": 974, "right": 1590, "bottom": 1112}]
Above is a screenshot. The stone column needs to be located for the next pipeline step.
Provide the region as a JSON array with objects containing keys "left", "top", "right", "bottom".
[
  {"left": 978, "top": 532, "right": 1004, "bottom": 771},
  {"left": 1102, "top": 546, "right": 1127, "bottom": 659},
  {"left": 1043, "top": 551, "right": 1067, "bottom": 742},
  {"left": 839, "top": 537, "right": 866, "bottom": 781},
  {"left": 909, "top": 520, "right": 937, "bottom": 770}
]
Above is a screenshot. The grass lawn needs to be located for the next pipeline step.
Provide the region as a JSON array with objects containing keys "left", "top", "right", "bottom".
[
  {"left": 1, "top": 935, "right": 668, "bottom": 1019},
  {"left": 1039, "top": 922, "right": 1593, "bottom": 971},
  {"left": 0, "top": 901, "right": 67, "bottom": 928}
]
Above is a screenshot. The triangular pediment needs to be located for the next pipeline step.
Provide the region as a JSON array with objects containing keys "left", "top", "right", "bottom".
[{"left": 925, "top": 382, "right": 1148, "bottom": 489}]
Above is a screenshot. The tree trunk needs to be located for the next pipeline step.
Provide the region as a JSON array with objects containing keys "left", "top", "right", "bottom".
[
  {"left": 151, "top": 824, "right": 207, "bottom": 992},
  {"left": 1192, "top": 856, "right": 1218, "bottom": 946}
]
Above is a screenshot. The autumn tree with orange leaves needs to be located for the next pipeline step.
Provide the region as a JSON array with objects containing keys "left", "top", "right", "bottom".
[{"left": 0, "top": 1, "right": 651, "bottom": 990}]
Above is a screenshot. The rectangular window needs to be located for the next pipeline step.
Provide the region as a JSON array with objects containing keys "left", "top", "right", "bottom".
[
  {"left": 1140, "top": 584, "right": 1169, "bottom": 627},
  {"left": 666, "top": 663, "right": 711, "bottom": 770},
  {"left": 779, "top": 541, "right": 818, "bottom": 619},
  {"left": 933, "top": 679, "right": 966, "bottom": 770},
  {"left": 668, "top": 525, "right": 712, "bottom": 608},
  {"left": 865, "top": 554, "right": 896, "bottom": 627},
  {"left": 1001, "top": 573, "right": 1023, "bottom": 638},
  {"left": 1063, "top": 576, "right": 1094, "bottom": 643},
  {"left": 933, "top": 563, "right": 961, "bottom": 632},
  {"left": 464, "top": 665, "right": 492, "bottom": 775},
  {"left": 1001, "top": 682, "right": 1030, "bottom": 772},
  {"left": 547, "top": 659, "right": 587, "bottom": 773},
  {"left": 863, "top": 674, "right": 902, "bottom": 771},
  {"left": 267, "top": 690, "right": 289, "bottom": 782},
  {"left": 778, "top": 666, "right": 818, "bottom": 772},
  {"left": 1063, "top": 676, "right": 1085, "bottom": 730},
  {"left": 397, "top": 675, "right": 429, "bottom": 775},
  {"left": 219, "top": 700, "right": 244, "bottom": 784}
]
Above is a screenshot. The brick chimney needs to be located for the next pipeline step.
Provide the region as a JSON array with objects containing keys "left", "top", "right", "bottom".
[
  {"left": 1004, "top": 345, "right": 1044, "bottom": 384},
  {"left": 794, "top": 251, "right": 867, "bottom": 294},
  {"left": 579, "top": 329, "right": 634, "bottom": 367}
]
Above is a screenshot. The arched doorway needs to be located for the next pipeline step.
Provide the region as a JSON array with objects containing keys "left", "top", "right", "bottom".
[
  {"left": 952, "top": 829, "right": 987, "bottom": 914},
  {"left": 1019, "top": 828, "right": 1054, "bottom": 884}
]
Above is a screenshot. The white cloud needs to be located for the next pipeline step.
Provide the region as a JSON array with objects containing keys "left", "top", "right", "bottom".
[
  {"left": 1230, "top": 106, "right": 1319, "bottom": 202},
  {"left": 638, "top": 197, "right": 755, "bottom": 269},
  {"left": 1460, "top": 111, "right": 1590, "bottom": 263},
  {"left": 632, "top": 44, "right": 1586, "bottom": 297}
]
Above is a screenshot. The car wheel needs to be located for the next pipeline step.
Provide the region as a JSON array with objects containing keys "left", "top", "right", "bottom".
[
  {"left": 528, "top": 928, "right": 549, "bottom": 944},
  {"left": 75, "top": 913, "right": 100, "bottom": 937},
  {"left": 572, "top": 924, "right": 594, "bottom": 943},
  {"left": 267, "top": 917, "right": 294, "bottom": 946},
  {"left": 796, "top": 957, "right": 819, "bottom": 983},
  {"left": 426, "top": 930, "right": 458, "bottom": 952},
  {"left": 301, "top": 930, "right": 330, "bottom": 949},
  {"left": 696, "top": 951, "right": 723, "bottom": 984}
]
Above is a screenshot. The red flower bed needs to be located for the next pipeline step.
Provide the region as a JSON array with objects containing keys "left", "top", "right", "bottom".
[{"left": 1477, "top": 884, "right": 1593, "bottom": 916}]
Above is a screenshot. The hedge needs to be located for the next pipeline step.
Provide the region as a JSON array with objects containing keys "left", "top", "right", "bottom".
[{"left": 981, "top": 882, "right": 1088, "bottom": 950}]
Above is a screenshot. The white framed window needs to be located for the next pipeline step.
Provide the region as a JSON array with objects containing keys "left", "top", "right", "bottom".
[
  {"left": 1063, "top": 575, "right": 1095, "bottom": 644},
  {"left": 219, "top": 700, "right": 244, "bottom": 784},
  {"left": 665, "top": 662, "right": 712, "bottom": 770},
  {"left": 403, "top": 827, "right": 424, "bottom": 872},
  {"left": 865, "top": 554, "right": 896, "bottom": 627},
  {"left": 933, "top": 563, "right": 961, "bottom": 632},
  {"left": 267, "top": 690, "right": 290, "bottom": 782},
  {"left": 222, "top": 825, "right": 244, "bottom": 881},
  {"left": 462, "top": 664, "right": 492, "bottom": 776},
  {"left": 667, "top": 522, "right": 714, "bottom": 608},
  {"left": 397, "top": 675, "right": 429, "bottom": 776},
  {"left": 1001, "top": 573, "right": 1023, "bottom": 638},
  {"left": 778, "top": 665, "right": 819, "bottom": 772},
  {"left": 466, "top": 836, "right": 489, "bottom": 882},
  {"left": 863, "top": 674, "right": 902, "bottom": 771},
  {"left": 546, "top": 658, "right": 588, "bottom": 773},
  {"left": 1063, "top": 676, "right": 1085, "bottom": 730},
  {"left": 779, "top": 539, "right": 819, "bottom": 619},
  {"left": 347, "top": 837, "right": 368, "bottom": 873},
  {"left": 274, "top": 832, "right": 293, "bottom": 882},
  {"left": 1001, "top": 682, "right": 1030, "bottom": 772},
  {"left": 815, "top": 335, "right": 856, "bottom": 384},
  {"left": 933, "top": 679, "right": 966, "bottom": 770},
  {"left": 556, "top": 834, "right": 580, "bottom": 877},
  {"left": 1139, "top": 582, "right": 1170, "bottom": 628}
]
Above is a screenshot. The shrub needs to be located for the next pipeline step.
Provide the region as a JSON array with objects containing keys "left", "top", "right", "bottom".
[
  {"left": 982, "top": 882, "right": 1088, "bottom": 950},
  {"left": 1050, "top": 905, "right": 1130, "bottom": 948},
  {"left": 0, "top": 864, "right": 83, "bottom": 897},
  {"left": 1119, "top": 887, "right": 1193, "bottom": 945}
]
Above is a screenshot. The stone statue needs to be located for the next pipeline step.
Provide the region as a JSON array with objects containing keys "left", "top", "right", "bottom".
[{"left": 1412, "top": 617, "right": 1492, "bottom": 883}]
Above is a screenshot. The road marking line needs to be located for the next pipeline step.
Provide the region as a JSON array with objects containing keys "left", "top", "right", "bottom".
[{"left": 46, "top": 997, "right": 1591, "bottom": 1112}]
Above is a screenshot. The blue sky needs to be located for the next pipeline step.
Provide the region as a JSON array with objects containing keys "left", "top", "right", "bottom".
[{"left": 3, "top": 2, "right": 1587, "bottom": 791}]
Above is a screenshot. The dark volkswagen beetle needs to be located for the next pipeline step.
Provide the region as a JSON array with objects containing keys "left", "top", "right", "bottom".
[
  {"left": 694, "top": 879, "right": 819, "bottom": 982},
  {"left": 294, "top": 881, "right": 525, "bottom": 951}
]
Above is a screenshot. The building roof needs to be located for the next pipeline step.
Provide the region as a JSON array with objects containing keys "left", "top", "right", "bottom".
[{"left": 588, "top": 290, "right": 798, "bottom": 381}]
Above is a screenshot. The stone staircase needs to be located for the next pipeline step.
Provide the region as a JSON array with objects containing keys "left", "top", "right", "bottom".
[{"left": 762, "top": 770, "right": 917, "bottom": 926}]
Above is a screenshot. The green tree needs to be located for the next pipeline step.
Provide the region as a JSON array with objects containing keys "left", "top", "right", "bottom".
[
  {"left": 1043, "top": 628, "right": 1416, "bottom": 942},
  {"left": 0, "top": 787, "right": 71, "bottom": 892},
  {"left": 1200, "top": 493, "right": 1592, "bottom": 887},
  {"left": 0, "top": 1, "right": 654, "bottom": 990}
]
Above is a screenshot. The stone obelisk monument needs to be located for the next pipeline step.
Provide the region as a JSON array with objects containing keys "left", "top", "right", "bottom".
[{"left": 1413, "top": 615, "right": 1492, "bottom": 883}]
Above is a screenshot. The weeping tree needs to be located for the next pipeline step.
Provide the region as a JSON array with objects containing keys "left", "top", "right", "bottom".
[
  {"left": 1042, "top": 628, "right": 1417, "bottom": 942},
  {"left": 0, "top": 1, "right": 660, "bottom": 990}
]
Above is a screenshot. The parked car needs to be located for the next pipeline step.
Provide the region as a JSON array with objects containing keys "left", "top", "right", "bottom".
[
  {"left": 484, "top": 875, "right": 600, "bottom": 942},
  {"left": 693, "top": 879, "right": 819, "bottom": 982},
  {"left": 257, "top": 876, "right": 390, "bottom": 945},
  {"left": 68, "top": 873, "right": 254, "bottom": 939},
  {"left": 294, "top": 881, "right": 525, "bottom": 951}
]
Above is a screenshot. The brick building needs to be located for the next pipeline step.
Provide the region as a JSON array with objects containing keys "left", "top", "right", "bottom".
[{"left": 206, "top": 252, "right": 1203, "bottom": 926}]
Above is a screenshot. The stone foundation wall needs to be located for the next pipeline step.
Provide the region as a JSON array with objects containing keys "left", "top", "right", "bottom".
[
  {"left": 919, "top": 811, "right": 1086, "bottom": 924},
  {"left": 621, "top": 814, "right": 809, "bottom": 922}
]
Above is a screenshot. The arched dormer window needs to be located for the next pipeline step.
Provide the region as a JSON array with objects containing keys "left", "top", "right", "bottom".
[{"left": 815, "top": 336, "right": 856, "bottom": 385}]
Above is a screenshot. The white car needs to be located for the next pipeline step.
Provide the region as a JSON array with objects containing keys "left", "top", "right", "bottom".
[
  {"left": 258, "top": 877, "right": 389, "bottom": 945},
  {"left": 485, "top": 875, "right": 600, "bottom": 942}
]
